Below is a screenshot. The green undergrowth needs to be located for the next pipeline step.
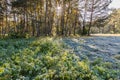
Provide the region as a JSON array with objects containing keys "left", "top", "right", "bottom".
[{"left": 0, "top": 37, "right": 119, "bottom": 80}]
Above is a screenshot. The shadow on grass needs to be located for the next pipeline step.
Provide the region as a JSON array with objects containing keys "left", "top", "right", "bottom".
[{"left": 0, "top": 38, "right": 36, "bottom": 65}]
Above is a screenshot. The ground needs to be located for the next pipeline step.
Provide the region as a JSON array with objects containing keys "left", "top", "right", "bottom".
[
  {"left": 91, "top": 34, "right": 120, "bottom": 36},
  {"left": 63, "top": 36, "right": 120, "bottom": 65},
  {"left": 0, "top": 36, "right": 120, "bottom": 79}
]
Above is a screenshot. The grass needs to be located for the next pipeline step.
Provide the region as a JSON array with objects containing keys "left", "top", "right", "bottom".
[
  {"left": 114, "top": 54, "right": 120, "bottom": 60},
  {"left": 0, "top": 37, "right": 119, "bottom": 80},
  {"left": 91, "top": 34, "right": 120, "bottom": 37}
]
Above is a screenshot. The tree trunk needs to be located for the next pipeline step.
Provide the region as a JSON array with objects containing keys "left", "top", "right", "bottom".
[
  {"left": 82, "top": 0, "right": 88, "bottom": 35},
  {"left": 88, "top": 0, "right": 94, "bottom": 36}
]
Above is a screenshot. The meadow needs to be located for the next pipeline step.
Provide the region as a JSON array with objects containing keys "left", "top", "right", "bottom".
[{"left": 0, "top": 37, "right": 119, "bottom": 80}]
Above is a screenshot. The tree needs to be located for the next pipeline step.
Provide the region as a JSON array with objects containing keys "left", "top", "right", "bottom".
[
  {"left": 79, "top": 0, "right": 111, "bottom": 35},
  {"left": 0, "top": 0, "right": 114, "bottom": 38},
  {"left": 104, "top": 9, "right": 120, "bottom": 33}
]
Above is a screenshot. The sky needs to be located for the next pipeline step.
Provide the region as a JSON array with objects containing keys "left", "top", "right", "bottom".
[{"left": 109, "top": 0, "right": 120, "bottom": 9}]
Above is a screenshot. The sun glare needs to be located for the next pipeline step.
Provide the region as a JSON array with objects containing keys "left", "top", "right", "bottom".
[
  {"left": 57, "top": 6, "right": 62, "bottom": 10},
  {"left": 56, "top": 6, "right": 62, "bottom": 16}
]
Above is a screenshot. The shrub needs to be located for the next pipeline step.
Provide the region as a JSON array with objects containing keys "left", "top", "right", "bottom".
[{"left": 8, "top": 31, "right": 30, "bottom": 38}]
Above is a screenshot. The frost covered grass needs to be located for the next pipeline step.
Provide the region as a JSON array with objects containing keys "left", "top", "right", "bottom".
[{"left": 0, "top": 37, "right": 119, "bottom": 80}]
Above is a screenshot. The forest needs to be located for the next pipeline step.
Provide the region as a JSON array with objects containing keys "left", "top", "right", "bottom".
[
  {"left": 0, "top": 0, "right": 120, "bottom": 80},
  {"left": 0, "top": 0, "right": 119, "bottom": 38}
]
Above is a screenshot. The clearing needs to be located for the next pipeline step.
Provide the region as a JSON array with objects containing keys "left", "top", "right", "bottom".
[{"left": 63, "top": 36, "right": 120, "bottom": 64}]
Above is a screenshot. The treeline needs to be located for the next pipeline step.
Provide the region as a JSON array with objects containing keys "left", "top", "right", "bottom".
[
  {"left": 105, "top": 9, "right": 120, "bottom": 33},
  {"left": 0, "top": 0, "right": 111, "bottom": 38}
]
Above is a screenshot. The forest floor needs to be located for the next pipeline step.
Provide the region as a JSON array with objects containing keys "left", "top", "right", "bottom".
[{"left": 63, "top": 36, "right": 120, "bottom": 66}]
